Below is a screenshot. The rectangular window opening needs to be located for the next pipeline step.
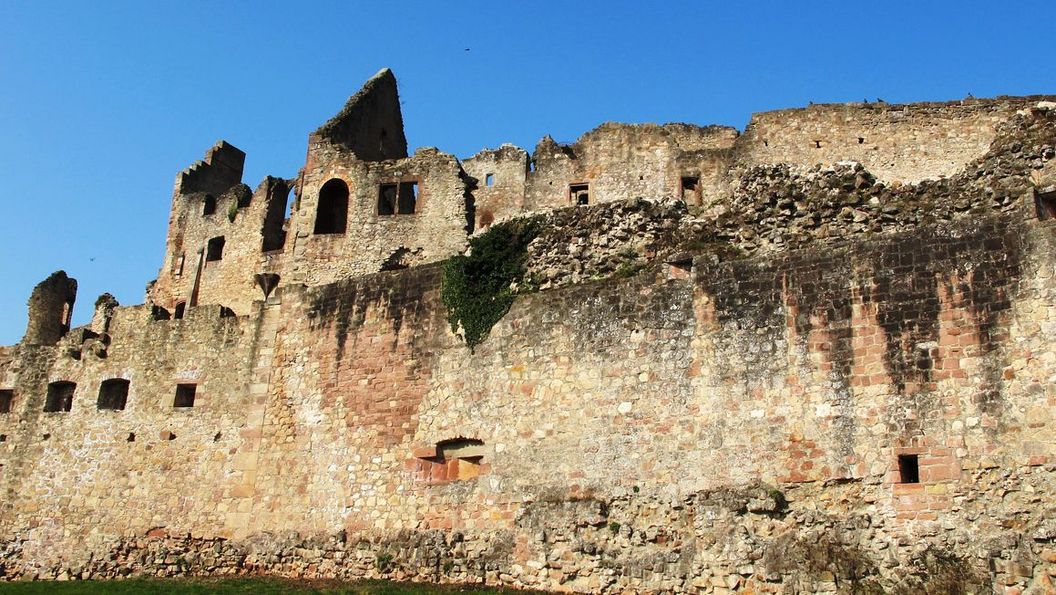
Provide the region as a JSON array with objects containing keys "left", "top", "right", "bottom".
[
  {"left": 570, "top": 183, "right": 590, "bottom": 206},
  {"left": 0, "top": 390, "right": 13, "bottom": 414},
  {"left": 44, "top": 382, "right": 75, "bottom": 413},
  {"left": 397, "top": 181, "right": 418, "bottom": 214},
  {"left": 97, "top": 379, "right": 129, "bottom": 411},
  {"left": 898, "top": 454, "right": 920, "bottom": 484},
  {"left": 485, "top": 173, "right": 495, "bottom": 187},
  {"left": 378, "top": 183, "right": 398, "bottom": 216},
  {"left": 173, "top": 383, "right": 196, "bottom": 408},
  {"left": 206, "top": 236, "right": 225, "bottom": 262}
]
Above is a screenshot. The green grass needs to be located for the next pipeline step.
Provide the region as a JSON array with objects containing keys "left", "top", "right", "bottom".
[{"left": 0, "top": 577, "right": 546, "bottom": 595}]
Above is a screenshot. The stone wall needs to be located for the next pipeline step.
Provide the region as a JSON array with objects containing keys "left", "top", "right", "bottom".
[
  {"left": 288, "top": 147, "right": 471, "bottom": 285},
  {"left": 734, "top": 97, "right": 1050, "bottom": 186},
  {"left": 525, "top": 124, "right": 738, "bottom": 212},
  {"left": 150, "top": 142, "right": 292, "bottom": 317},
  {"left": 1, "top": 211, "right": 1053, "bottom": 592},
  {"left": 4, "top": 73, "right": 1056, "bottom": 592},
  {"left": 462, "top": 145, "right": 530, "bottom": 231}
]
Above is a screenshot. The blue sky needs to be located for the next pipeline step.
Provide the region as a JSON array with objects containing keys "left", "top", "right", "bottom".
[{"left": 0, "top": 1, "right": 1053, "bottom": 344}]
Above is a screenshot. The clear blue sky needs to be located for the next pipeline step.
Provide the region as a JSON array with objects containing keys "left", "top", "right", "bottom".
[{"left": 1, "top": 1, "right": 1052, "bottom": 344}]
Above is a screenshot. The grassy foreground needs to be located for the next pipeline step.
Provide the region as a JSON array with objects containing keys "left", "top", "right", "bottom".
[{"left": 0, "top": 577, "right": 546, "bottom": 594}]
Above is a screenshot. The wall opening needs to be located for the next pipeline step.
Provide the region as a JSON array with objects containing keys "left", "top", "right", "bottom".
[
  {"left": 174, "top": 302, "right": 186, "bottom": 320},
  {"left": 680, "top": 176, "right": 700, "bottom": 204},
  {"left": 570, "top": 183, "right": 590, "bottom": 206},
  {"left": 314, "top": 178, "right": 349, "bottom": 234},
  {"left": 44, "top": 381, "right": 75, "bottom": 412},
  {"left": 206, "top": 236, "right": 225, "bottom": 262},
  {"left": 378, "top": 183, "right": 397, "bottom": 215},
  {"left": 0, "top": 390, "right": 13, "bottom": 414},
  {"left": 237, "top": 192, "right": 251, "bottom": 209},
  {"left": 814, "top": 140, "right": 822, "bottom": 149},
  {"left": 666, "top": 258, "right": 694, "bottom": 281},
  {"left": 127, "top": 432, "right": 136, "bottom": 442},
  {"left": 97, "top": 379, "right": 130, "bottom": 411},
  {"left": 0, "top": 435, "right": 6, "bottom": 442},
  {"left": 397, "top": 181, "right": 418, "bottom": 214},
  {"left": 378, "top": 182, "right": 419, "bottom": 215},
  {"left": 485, "top": 173, "right": 495, "bottom": 187},
  {"left": 151, "top": 305, "right": 171, "bottom": 321},
  {"left": 415, "top": 438, "right": 487, "bottom": 482},
  {"left": 858, "top": 137, "right": 865, "bottom": 144},
  {"left": 898, "top": 454, "right": 920, "bottom": 484},
  {"left": 1035, "top": 188, "right": 1056, "bottom": 220},
  {"left": 202, "top": 194, "right": 217, "bottom": 216},
  {"left": 174, "top": 384, "right": 196, "bottom": 408}
]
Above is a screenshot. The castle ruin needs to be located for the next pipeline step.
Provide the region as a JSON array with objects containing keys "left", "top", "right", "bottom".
[{"left": 1, "top": 68, "right": 1056, "bottom": 593}]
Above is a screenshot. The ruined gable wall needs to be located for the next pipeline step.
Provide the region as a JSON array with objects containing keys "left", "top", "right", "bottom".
[
  {"left": 287, "top": 145, "right": 469, "bottom": 286},
  {"left": 734, "top": 98, "right": 1050, "bottom": 187}
]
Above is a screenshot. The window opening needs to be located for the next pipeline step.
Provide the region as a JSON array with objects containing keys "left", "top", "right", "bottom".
[
  {"left": 44, "top": 381, "right": 75, "bottom": 412},
  {"left": 378, "top": 183, "right": 397, "bottom": 215},
  {"left": 203, "top": 194, "right": 217, "bottom": 216},
  {"left": 0, "top": 390, "right": 13, "bottom": 414},
  {"left": 1035, "top": 188, "right": 1056, "bottom": 221},
  {"left": 174, "top": 384, "right": 196, "bottom": 408},
  {"left": 485, "top": 173, "right": 495, "bottom": 187},
  {"left": 206, "top": 236, "right": 225, "bottom": 262},
  {"left": 680, "top": 176, "right": 700, "bottom": 204},
  {"left": 898, "top": 454, "right": 920, "bottom": 484},
  {"left": 570, "top": 183, "right": 590, "bottom": 206},
  {"left": 174, "top": 302, "right": 186, "bottom": 320},
  {"left": 314, "top": 178, "right": 349, "bottom": 234},
  {"left": 97, "top": 379, "right": 130, "bottom": 411},
  {"left": 397, "top": 181, "right": 418, "bottom": 214}
]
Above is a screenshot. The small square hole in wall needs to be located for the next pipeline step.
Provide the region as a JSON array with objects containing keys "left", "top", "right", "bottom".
[
  {"left": 0, "top": 434, "right": 7, "bottom": 442},
  {"left": 898, "top": 454, "right": 920, "bottom": 484},
  {"left": 485, "top": 173, "right": 494, "bottom": 187},
  {"left": 174, "top": 384, "right": 196, "bottom": 408},
  {"left": 570, "top": 183, "right": 590, "bottom": 205}
]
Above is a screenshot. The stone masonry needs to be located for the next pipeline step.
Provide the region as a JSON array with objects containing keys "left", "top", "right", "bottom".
[{"left": 1, "top": 69, "right": 1056, "bottom": 593}]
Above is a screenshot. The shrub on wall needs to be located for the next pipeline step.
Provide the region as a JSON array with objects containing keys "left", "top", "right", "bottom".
[{"left": 441, "top": 218, "right": 541, "bottom": 349}]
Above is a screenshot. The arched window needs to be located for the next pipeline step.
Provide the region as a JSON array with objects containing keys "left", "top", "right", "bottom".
[{"left": 314, "top": 179, "right": 349, "bottom": 234}]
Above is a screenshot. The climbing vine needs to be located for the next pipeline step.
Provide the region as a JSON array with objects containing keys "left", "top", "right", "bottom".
[{"left": 441, "top": 218, "right": 541, "bottom": 349}]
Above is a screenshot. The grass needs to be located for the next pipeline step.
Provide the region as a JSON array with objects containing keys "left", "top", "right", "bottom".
[{"left": 0, "top": 577, "right": 547, "bottom": 595}]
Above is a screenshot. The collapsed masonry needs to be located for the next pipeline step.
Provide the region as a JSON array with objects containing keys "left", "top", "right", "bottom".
[{"left": 1, "top": 69, "right": 1056, "bottom": 593}]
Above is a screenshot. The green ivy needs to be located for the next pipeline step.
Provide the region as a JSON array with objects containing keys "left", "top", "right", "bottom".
[
  {"left": 441, "top": 218, "right": 541, "bottom": 349},
  {"left": 227, "top": 200, "right": 238, "bottom": 222}
]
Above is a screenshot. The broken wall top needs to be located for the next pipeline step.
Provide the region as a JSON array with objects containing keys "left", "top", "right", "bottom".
[{"left": 312, "top": 68, "right": 408, "bottom": 161}]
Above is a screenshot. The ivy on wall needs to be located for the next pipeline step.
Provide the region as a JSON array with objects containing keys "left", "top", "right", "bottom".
[{"left": 441, "top": 218, "right": 541, "bottom": 349}]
